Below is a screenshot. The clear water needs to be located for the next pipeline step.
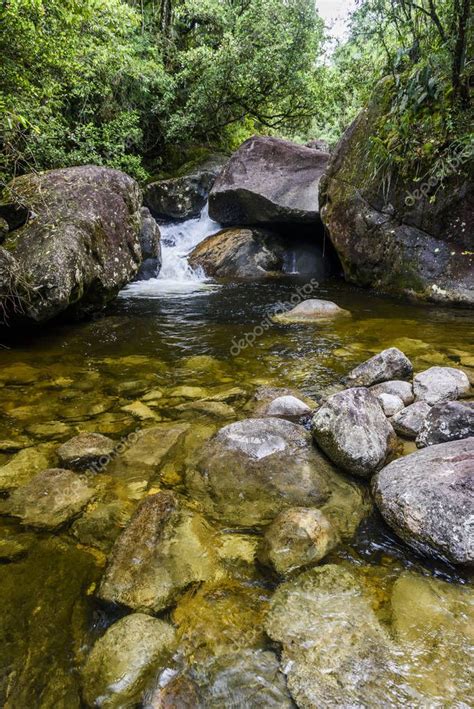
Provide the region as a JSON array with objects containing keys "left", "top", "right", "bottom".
[{"left": 0, "top": 213, "right": 473, "bottom": 707}]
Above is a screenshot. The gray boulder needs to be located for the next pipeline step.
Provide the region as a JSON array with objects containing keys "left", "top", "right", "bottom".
[
  {"left": 186, "top": 418, "right": 334, "bottom": 526},
  {"left": 319, "top": 88, "right": 474, "bottom": 305},
  {"left": 209, "top": 136, "right": 329, "bottom": 226},
  {"left": 135, "top": 207, "right": 162, "bottom": 280},
  {"left": 257, "top": 507, "right": 337, "bottom": 575},
  {"left": 188, "top": 227, "right": 285, "bottom": 278},
  {"left": 372, "top": 437, "right": 474, "bottom": 564},
  {"left": 57, "top": 433, "right": 115, "bottom": 471},
  {"left": 391, "top": 401, "right": 431, "bottom": 439},
  {"left": 0, "top": 166, "right": 143, "bottom": 323},
  {"left": 256, "top": 394, "right": 313, "bottom": 421},
  {"left": 312, "top": 388, "right": 396, "bottom": 477},
  {"left": 82, "top": 613, "right": 176, "bottom": 709},
  {"left": 413, "top": 366, "right": 470, "bottom": 405},
  {"left": 345, "top": 347, "right": 413, "bottom": 387},
  {"left": 98, "top": 491, "right": 217, "bottom": 613},
  {"left": 272, "top": 298, "right": 350, "bottom": 323},
  {"left": 144, "top": 155, "right": 227, "bottom": 220},
  {"left": 3, "top": 468, "right": 94, "bottom": 530},
  {"left": 371, "top": 380, "right": 414, "bottom": 406},
  {"left": 265, "top": 565, "right": 408, "bottom": 707},
  {"left": 416, "top": 400, "right": 474, "bottom": 447},
  {"left": 377, "top": 392, "right": 405, "bottom": 416}
]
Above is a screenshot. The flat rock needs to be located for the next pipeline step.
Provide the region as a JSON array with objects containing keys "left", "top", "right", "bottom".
[
  {"left": 372, "top": 438, "right": 474, "bottom": 564},
  {"left": 416, "top": 400, "right": 474, "bottom": 447},
  {"left": 209, "top": 136, "right": 329, "bottom": 226},
  {"left": 413, "top": 366, "right": 470, "bottom": 405},
  {"left": 272, "top": 298, "right": 350, "bottom": 324},
  {"left": 82, "top": 613, "right": 176, "bottom": 709},
  {"left": 265, "top": 565, "right": 407, "bottom": 707},
  {"left": 98, "top": 491, "right": 217, "bottom": 613},
  {"left": 257, "top": 507, "right": 337, "bottom": 575},
  {"left": 186, "top": 418, "right": 334, "bottom": 526},
  {"left": 57, "top": 433, "right": 115, "bottom": 471},
  {"left": 371, "top": 380, "right": 414, "bottom": 405},
  {"left": 0, "top": 444, "right": 56, "bottom": 493},
  {"left": 391, "top": 401, "right": 431, "bottom": 439},
  {"left": 312, "top": 388, "right": 396, "bottom": 477},
  {"left": 4, "top": 468, "right": 94, "bottom": 530},
  {"left": 345, "top": 347, "right": 413, "bottom": 387}
]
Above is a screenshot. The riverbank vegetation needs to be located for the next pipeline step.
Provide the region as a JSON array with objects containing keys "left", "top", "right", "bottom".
[{"left": 1, "top": 0, "right": 472, "bottom": 184}]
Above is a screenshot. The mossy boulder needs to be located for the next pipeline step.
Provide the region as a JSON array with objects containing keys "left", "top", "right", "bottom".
[
  {"left": 0, "top": 166, "right": 143, "bottom": 324},
  {"left": 320, "top": 85, "right": 474, "bottom": 305}
]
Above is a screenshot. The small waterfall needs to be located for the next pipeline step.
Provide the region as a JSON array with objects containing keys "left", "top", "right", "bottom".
[{"left": 122, "top": 204, "right": 220, "bottom": 296}]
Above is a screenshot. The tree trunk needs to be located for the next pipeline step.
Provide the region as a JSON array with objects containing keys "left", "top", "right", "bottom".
[{"left": 452, "top": 0, "right": 471, "bottom": 107}]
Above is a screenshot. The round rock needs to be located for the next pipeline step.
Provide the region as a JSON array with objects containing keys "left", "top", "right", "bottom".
[
  {"left": 372, "top": 437, "right": 474, "bottom": 564},
  {"left": 376, "top": 392, "right": 405, "bottom": 417},
  {"left": 413, "top": 366, "right": 470, "bottom": 406},
  {"left": 370, "top": 380, "right": 414, "bottom": 406}
]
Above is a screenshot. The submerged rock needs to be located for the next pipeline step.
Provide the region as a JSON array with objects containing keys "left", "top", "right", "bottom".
[
  {"left": 187, "top": 418, "right": 333, "bottom": 526},
  {"left": 257, "top": 507, "right": 337, "bottom": 575},
  {"left": 188, "top": 227, "right": 285, "bottom": 278},
  {"left": 0, "top": 443, "right": 55, "bottom": 492},
  {"left": 135, "top": 207, "right": 162, "bottom": 280},
  {"left": 416, "top": 400, "right": 474, "bottom": 447},
  {"left": 265, "top": 565, "right": 405, "bottom": 707},
  {"left": 312, "top": 387, "right": 396, "bottom": 477},
  {"left": 413, "top": 366, "right": 470, "bottom": 405},
  {"left": 3, "top": 468, "right": 94, "bottom": 530},
  {"left": 345, "top": 347, "right": 413, "bottom": 387},
  {"left": 146, "top": 674, "right": 202, "bottom": 709},
  {"left": 57, "top": 433, "right": 115, "bottom": 471},
  {"left": 209, "top": 136, "right": 329, "bottom": 226},
  {"left": 82, "top": 613, "right": 176, "bottom": 709},
  {"left": 391, "top": 401, "right": 431, "bottom": 438},
  {"left": 372, "top": 437, "right": 474, "bottom": 564},
  {"left": 272, "top": 298, "right": 350, "bottom": 323},
  {"left": 0, "top": 166, "right": 143, "bottom": 323},
  {"left": 70, "top": 497, "right": 136, "bottom": 552},
  {"left": 98, "top": 491, "right": 217, "bottom": 613}
]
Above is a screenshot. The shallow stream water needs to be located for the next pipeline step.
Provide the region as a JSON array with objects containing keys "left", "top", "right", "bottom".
[{"left": 0, "top": 212, "right": 473, "bottom": 706}]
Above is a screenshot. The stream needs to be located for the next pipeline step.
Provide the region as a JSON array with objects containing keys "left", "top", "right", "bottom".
[{"left": 0, "top": 207, "right": 473, "bottom": 706}]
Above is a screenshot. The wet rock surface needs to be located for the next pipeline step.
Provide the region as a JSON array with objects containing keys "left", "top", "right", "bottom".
[
  {"left": 413, "top": 366, "right": 470, "bottom": 405},
  {"left": 136, "top": 207, "right": 162, "bottom": 280},
  {"left": 209, "top": 136, "right": 329, "bottom": 226},
  {"left": 372, "top": 437, "right": 474, "bottom": 564},
  {"left": 272, "top": 298, "right": 350, "bottom": 323},
  {"left": 345, "top": 347, "right": 413, "bottom": 387},
  {"left": 2, "top": 468, "right": 95, "bottom": 530},
  {"left": 82, "top": 613, "right": 176, "bottom": 709},
  {"left": 416, "top": 400, "right": 474, "bottom": 447},
  {"left": 312, "top": 387, "right": 396, "bottom": 477},
  {"left": 0, "top": 443, "right": 56, "bottom": 492},
  {"left": 98, "top": 491, "right": 217, "bottom": 613},
  {"left": 187, "top": 418, "right": 334, "bottom": 526},
  {"left": 57, "top": 432, "right": 115, "bottom": 471},
  {"left": 257, "top": 507, "right": 337, "bottom": 574}
]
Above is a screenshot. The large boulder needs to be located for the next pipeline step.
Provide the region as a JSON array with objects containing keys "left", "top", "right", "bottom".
[
  {"left": 98, "top": 491, "right": 217, "bottom": 613},
  {"left": 208, "top": 136, "right": 329, "bottom": 226},
  {"left": 312, "top": 387, "right": 396, "bottom": 477},
  {"left": 144, "top": 155, "right": 228, "bottom": 220},
  {"left": 372, "top": 437, "right": 474, "bottom": 564},
  {"left": 0, "top": 166, "right": 143, "bottom": 323},
  {"left": 416, "top": 400, "right": 474, "bottom": 447},
  {"left": 82, "top": 613, "right": 176, "bottom": 708},
  {"left": 186, "top": 418, "right": 335, "bottom": 526},
  {"left": 188, "top": 227, "right": 285, "bottom": 278},
  {"left": 319, "top": 85, "right": 474, "bottom": 305},
  {"left": 272, "top": 298, "right": 350, "bottom": 324}
]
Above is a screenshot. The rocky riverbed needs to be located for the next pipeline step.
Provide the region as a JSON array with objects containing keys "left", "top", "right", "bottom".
[{"left": 0, "top": 280, "right": 473, "bottom": 707}]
